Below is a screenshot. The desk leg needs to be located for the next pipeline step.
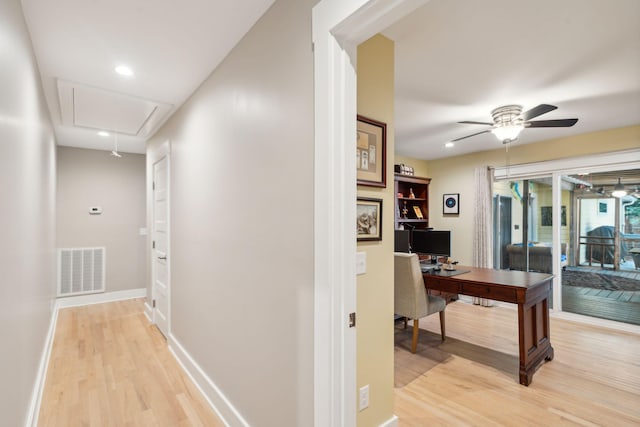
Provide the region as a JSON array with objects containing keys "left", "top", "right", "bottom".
[{"left": 517, "top": 290, "right": 554, "bottom": 386}]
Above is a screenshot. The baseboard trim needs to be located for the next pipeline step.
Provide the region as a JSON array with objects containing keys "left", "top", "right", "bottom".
[
  {"left": 380, "top": 414, "right": 399, "bottom": 427},
  {"left": 25, "top": 303, "right": 59, "bottom": 427},
  {"left": 27, "top": 288, "right": 147, "bottom": 426},
  {"left": 55, "top": 288, "right": 146, "bottom": 309},
  {"left": 168, "top": 333, "right": 248, "bottom": 427}
]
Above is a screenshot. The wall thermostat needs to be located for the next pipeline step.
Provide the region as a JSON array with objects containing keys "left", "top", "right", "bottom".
[{"left": 89, "top": 206, "right": 103, "bottom": 215}]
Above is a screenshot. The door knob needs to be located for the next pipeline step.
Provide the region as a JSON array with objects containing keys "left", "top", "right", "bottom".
[{"left": 158, "top": 256, "right": 167, "bottom": 260}]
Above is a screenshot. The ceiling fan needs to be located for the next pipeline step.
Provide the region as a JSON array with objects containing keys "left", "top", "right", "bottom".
[{"left": 453, "top": 104, "right": 578, "bottom": 144}]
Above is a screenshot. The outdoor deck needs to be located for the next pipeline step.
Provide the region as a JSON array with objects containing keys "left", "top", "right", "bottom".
[{"left": 562, "top": 265, "right": 640, "bottom": 326}]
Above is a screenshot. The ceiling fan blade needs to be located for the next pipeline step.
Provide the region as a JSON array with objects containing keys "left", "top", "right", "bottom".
[
  {"left": 458, "top": 120, "right": 493, "bottom": 125},
  {"left": 451, "top": 129, "right": 491, "bottom": 142},
  {"left": 521, "top": 104, "right": 557, "bottom": 121},
  {"left": 525, "top": 118, "right": 578, "bottom": 128}
]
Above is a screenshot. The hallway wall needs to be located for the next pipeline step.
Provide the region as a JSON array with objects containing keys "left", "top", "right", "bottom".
[
  {"left": 0, "top": 0, "right": 57, "bottom": 425},
  {"left": 146, "top": 0, "right": 316, "bottom": 424},
  {"left": 57, "top": 147, "right": 147, "bottom": 293}
]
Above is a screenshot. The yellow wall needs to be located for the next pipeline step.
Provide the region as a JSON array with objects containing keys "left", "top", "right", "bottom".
[
  {"left": 395, "top": 154, "right": 429, "bottom": 178},
  {"left": 356, "top": 34, "right": 395, "bottom": 426},
  {"left": 408, "top": 125, "right": 639, "bottom": 265}
]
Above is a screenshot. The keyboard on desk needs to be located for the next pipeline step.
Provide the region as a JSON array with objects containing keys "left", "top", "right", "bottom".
[{"left": 420, "top": 263, "right": 440, "bottom": 273}]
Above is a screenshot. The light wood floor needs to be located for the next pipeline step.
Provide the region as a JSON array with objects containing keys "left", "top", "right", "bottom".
[
  {"left": 38, "top": 298, "right": 640, "bottom": 426},
  {"left": 38, "top": 299, "right": 224, "bottom": 427},
  {"left": 394, "top": 301, "right": 640, "bottom": 426}
]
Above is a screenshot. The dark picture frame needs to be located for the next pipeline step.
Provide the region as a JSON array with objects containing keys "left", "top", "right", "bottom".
[
  {"left": 541, "top": 206, "right": 567, "bottom": 226},
  {"left": 357, "top": 197, "right": 383, "bottom": 241},
  {"left": 356, "top": 115, "right": 386, "bottom": 187},
  {"left": 443, "top": 193, "right": 459, "bottom": 214}
]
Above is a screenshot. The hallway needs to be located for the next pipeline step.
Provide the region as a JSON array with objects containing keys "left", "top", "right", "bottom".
[{"left": 38, "top": 300, "right": 223, "bottom": 427}]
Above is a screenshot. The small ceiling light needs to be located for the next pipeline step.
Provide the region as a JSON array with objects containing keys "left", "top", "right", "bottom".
[
  {"left": 612, "top": 178, "right": 627, "bottom": 198},
  {"left": 97, "top": 131, "right": 110, "bottom": 137},
  {"left": 115, "top": 65, "right": 134, "bottom": 77},
  {"left": 445, "top": 142, "right": 454, "bottom": 148}
]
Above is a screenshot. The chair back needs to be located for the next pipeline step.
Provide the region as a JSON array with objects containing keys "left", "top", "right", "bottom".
[{"left": 394, "top": 252, "right": 428, "bottom": 319}]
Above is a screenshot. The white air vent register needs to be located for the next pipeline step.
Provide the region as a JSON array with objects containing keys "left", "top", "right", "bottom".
[{"left": 58, "top": 247, "right": 106, "bottom": 297}]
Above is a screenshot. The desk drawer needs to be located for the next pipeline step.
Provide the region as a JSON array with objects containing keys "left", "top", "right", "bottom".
[
  {"left": 461, "top": 283, "right": 517, "bottom": 303},
  {"left": 425, "top": 277, "right": 460, "bottom": 294}
]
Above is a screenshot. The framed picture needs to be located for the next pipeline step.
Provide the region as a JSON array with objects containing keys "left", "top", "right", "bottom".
[
  {"left": 356, "top": 115, "right": 386, "bottom": 187},
  {"left": 357, "top": 197, "right": 382, "bottom": 241},
  {"left": 412, "top": 205, "right": 423, "bottom": 219},
  {"left": 598, "top": 201, "right": 608, "bottom": 215},
  {"left": 443, "top": 193, "right": 459, "bottom": 214},
  {"left": 541, "top": 206, "right": 567, "bottom": 226}
]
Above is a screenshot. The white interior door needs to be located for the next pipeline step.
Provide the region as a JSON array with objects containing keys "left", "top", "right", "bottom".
[{"left": 152, "top": 155, "right": 169, "bottom": 337}]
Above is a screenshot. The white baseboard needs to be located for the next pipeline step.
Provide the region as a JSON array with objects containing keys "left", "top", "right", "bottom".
[
  {"left": 380, "top": 414, "right": 399, "bottom": 427},
  {"left": 27, "top": 288, "right": 147, "bottom": 426},
  {"left": 25, "top": 303, "right": 59, "bottom": 427},
  {"left": 168, "top": 333, "right": 248, "bottom": 427},
  {"left": 55, "top": 288, "right": 146, "bottom": 309}
]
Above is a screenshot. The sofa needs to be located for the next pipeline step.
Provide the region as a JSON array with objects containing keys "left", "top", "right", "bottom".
[{"left": 506, "top": 243, "right": 567, "bottom": 273}]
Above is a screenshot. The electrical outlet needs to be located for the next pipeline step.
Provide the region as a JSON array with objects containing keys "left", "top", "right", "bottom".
[{"left": 359, "top": 384, "right": 369, "bottom": 411}]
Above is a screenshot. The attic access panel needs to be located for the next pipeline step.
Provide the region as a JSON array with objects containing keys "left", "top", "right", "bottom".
[{"left": 58, "top": 79, "right": 173, "bottom": 137}]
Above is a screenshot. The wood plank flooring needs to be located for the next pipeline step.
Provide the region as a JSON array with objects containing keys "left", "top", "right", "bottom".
[
  {"left": 395, "top": 301, "right": 640, "bottom": 426},
  {"left": 562, "top": 267, "right": 640, "bottom": 325},
  {"left": 38, "top": 299, "right": 224, "bottom": 427}
]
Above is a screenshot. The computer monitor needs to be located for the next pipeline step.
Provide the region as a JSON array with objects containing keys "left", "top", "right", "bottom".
[
  {"left": 412, "top": 230, "right": 451, "bottom": 257},
  {"left": 394, "top": 229, "right": 411, "bottom": 253}
]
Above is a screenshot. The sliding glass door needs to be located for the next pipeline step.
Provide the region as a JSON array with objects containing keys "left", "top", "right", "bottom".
[{"left": 494, "top": 167, "right": 639, "bottom": 325}]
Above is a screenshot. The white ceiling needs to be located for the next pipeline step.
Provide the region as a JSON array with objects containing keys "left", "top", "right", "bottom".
[
  {"left": 21, "top": 0, "right": 276, "bottom": 154},
  {"left": 20, "top": 0, "right": 640, "bottom": 159},
  {"left": 384, "top": 0, "right": 640, "bottom": 160}
]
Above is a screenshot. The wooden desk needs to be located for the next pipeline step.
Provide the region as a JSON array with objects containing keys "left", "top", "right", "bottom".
[{"left": 423, "top": 266, "right": 554, "bottom": 386}]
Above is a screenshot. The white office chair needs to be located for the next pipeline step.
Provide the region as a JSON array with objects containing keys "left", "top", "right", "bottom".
[{"left": 394, "top": 252, "right": 446, "bottom": 353}]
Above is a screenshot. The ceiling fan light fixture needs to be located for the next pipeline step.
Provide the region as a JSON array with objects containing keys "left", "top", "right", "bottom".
[
  {"left": 612, "top": 178, "right": 627, "bottom": 198},
  {"left": 492, "top": 123, "right": 524, "bottom": 143}
]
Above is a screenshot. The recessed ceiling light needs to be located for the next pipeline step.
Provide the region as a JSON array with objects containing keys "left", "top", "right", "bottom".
[
  {"left": 115, "top": 65, "right": 134, "bottom": 77},
  {"left": 97, "top": 131, "right": 110, "bottom": 137},
  {"left": 445, "top": 142, "right": 454, "bottom": 148}
]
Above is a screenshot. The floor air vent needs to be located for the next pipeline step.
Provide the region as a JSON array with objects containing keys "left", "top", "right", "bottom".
[{"left": 58, "top": 247, "right": 106, "bottom": 296}]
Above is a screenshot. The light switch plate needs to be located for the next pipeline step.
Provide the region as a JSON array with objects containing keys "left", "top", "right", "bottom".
[
  {"left": 356, "top": 252, "right": 366, "bottom": 275},
  {"left": 359, "top": 384, "right": 369, "bottom": 411}
]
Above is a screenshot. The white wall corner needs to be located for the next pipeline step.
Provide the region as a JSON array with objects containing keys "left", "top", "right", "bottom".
[
  {"left": 380, "top": 414, "right": 399, "bottom": 427},
  {"left": 168, "top": 334, "right": 248, "bottom": 427},
  {"left": 55, "top": 288, "right": 146, "bottom": 309}
]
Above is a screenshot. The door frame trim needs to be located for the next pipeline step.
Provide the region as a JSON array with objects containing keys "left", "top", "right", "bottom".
[
  {"left": 312, "top": 1, "right": 427, "bottom": 425},
  {"left": 148, "top": 140, "right": 171, "bottom": 336}
]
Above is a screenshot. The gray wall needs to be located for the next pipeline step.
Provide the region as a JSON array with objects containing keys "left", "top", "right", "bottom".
[
  {"left": 0, "top": 0, "right": 57, "bottom": 424},
  {"left": 57, "top": 147, "right": 147, "bottom": 293},
  {"left": 146, "top": 0, "right": 316, "bottom": 424}
]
